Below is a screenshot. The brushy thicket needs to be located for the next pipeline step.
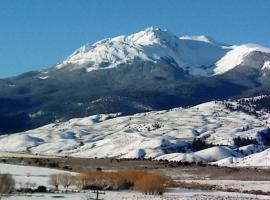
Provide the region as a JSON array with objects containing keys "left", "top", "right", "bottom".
[
  {"left": 76, "top": 170, "right": 172, "bottom": 195},
  {"left": 134, "top": 173, "right": 169, "bottom": 195},
  {"left": 0, "top": 173, "right": 15, "bottom": 194}
]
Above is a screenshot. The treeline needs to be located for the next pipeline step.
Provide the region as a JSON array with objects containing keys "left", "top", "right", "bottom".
[
  {"left": 257, "top": 128, "right": 270, "bottom": 146},
  {"left": 233, "top": 136, "right": 258, "bottom": 147}
]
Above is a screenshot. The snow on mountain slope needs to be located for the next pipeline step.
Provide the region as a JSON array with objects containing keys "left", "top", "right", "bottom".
[
  {"left": 179, "top": 35, "right": 229, "bottom": 47},
  {"left": 214, "top": 44, "right": 270, "bottom": 74},
  {"left": 213, "top": 146, "right": 270, "bottom": 168},
  {"left": 55, "top": 27, "right": 229, "bottom": 76},
  {"left": 235, "top": 148, "right": 270, "bottom": 167},
  {"left": 52, "top": 27, "right": 270, "bottom": 77},
  {"left": 156, "top": 146, "right": 242, "bottom": 162},
  {"left": 0, "top": 100, "right": 269, "bottom": 163}
]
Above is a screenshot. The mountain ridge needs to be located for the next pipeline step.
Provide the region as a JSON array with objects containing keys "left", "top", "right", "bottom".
[
  {"left": 0, "top": 27, "right": 270, "bottom": 134},
  {"left": 52, "top": 27, "right": 270, "bottom": 77}
]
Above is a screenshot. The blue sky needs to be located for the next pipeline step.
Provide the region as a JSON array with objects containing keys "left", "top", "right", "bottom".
[{"left": 0, "top": 0, "right": 270, "bottom": 78}]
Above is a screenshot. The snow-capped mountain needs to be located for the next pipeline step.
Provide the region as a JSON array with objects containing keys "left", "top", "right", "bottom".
[
  {"left": 54, "top": 27, "right": 270, "bottom": 77},
  {"left": 0, "top": 27, "right": 270, "bottom": 134},
  {"left": 55, "top": 27, "right": 230, "bottom": 76}
]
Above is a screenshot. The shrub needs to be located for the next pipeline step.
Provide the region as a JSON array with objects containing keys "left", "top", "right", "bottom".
[
  {"left": 72, "top": 175, "right": 86, "bottom": 190},
  {"left": 81, "top": 171, "right": 129, "bottom": 190},
  {"left": 48, "top": 162, "right": 59, "bottom": 168},
  {"left": 0, "top": 173, "right": 15, "bottom": 194},
  {"left": 134, "top": 173, "right": 168, "bottom": 195},
  {"left": 35, "top": 186, "right": 47, "bottom": 193},
  {"left": 78, "top": 170, "right": 172, "bottom": 195},
  {"left": 176, "top": 181, "right": 218, "bottom": 190}
]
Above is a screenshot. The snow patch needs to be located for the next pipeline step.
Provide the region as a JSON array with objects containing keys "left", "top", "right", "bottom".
[{"left": 215, "top": 44, "right": 270, "bottom": 74}]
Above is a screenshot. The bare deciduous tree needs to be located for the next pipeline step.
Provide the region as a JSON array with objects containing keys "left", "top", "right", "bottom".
[
  {"left": 72, "top": 175, "right": 85, "bottom": 190},
  {"left": 49, "top": 174, "right": 60, "bottom": 190},
  {"left": 59, "top": 173, "right": 72, "bottom": 190}
]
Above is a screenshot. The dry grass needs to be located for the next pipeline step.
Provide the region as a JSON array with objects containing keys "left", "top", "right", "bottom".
[{"left": 134, "top": 173, "right": 169, "bottom": 195}]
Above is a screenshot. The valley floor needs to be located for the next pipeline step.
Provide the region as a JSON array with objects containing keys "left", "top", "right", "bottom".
[
  {"left": 1, "top": 160, "right": 270, "bottom": 199},
  {"left": 4, "top": 189, "right": 270, "bottom": 200}
]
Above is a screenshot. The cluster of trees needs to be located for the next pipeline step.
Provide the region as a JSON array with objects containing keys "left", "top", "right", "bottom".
[
  {"left": 190, "top": 138, "right": 215, "bottom": 151},
  {"left": 49, "top": 173, "right": 73, "bottom": 191},
  {"left": 233, "top": 136, "right": 258, "bottom": 148},
  {"left": 257, "top": 128, "right": 270, "bottom": 146},
  {"left": 0, "top": 169, "right": 171, "bottom": 196},
  {"left": 49, "top": 170, "right": 172, "bottom": 195}
]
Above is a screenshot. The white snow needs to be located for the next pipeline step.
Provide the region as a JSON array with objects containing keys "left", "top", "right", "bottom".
[
  {"left": 1, "top": 163, "right": 270, "bottom": 199},
  {"left": 262, "top": 61, "right": 270, "bottom": 70},
  {"left": 156, "top": 146, "right": 242, "bottom": 162},
  {"left": 183, "top": 179, "right": 270, "bottom": 193},
  {"left": 215, "top": 44, "right": 270, "bottom": 74},
  {"left": 179, "top": 35, "right": 229, "bottom": 47},
  {"left": 55, "top": 27, "right": 229, "bottom": 76},
  {"left": 51, "top": 28, "right": 270, "bottom": 77},
  {"left": 38, "top": 76, "right": 49, "bottom": 80},
  {"left": 0, "top": 100, "right": 269, "bottom": 164},
  {"left": 217, "top": 148, "right": 270, "bottom": 167},
  {"left": 5, "top": 188, "right": 270, "bottom": 200},
  {"left": 0, "top": 163, "right": 75, "bottom": 188}
]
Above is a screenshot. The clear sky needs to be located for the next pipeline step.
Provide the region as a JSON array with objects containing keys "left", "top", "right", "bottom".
[{"left": 0, "top": 0, "right": 270, "bottom": 78}]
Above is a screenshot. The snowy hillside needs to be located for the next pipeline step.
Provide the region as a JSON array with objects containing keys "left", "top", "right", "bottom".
[
  {"left": 214, "top": 147, "right": 270, "bottom": 168},
  {"left": 0, "top": 99, "right": 269, "bottom": 164},
  {"left": 53, "top": 27, "right": 270, "bottom": 77}
]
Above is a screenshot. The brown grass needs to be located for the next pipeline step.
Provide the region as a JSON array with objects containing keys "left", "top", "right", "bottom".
[{"left": 134, "top": 173, "right": 169, "bottom": 195}]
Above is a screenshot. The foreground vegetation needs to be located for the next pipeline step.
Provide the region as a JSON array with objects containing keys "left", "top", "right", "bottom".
[{"left": 50, "top": 170, "right": 172, "bottom": 195}]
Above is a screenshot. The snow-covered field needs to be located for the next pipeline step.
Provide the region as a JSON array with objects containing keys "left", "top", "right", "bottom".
[
  {"left": 0, "top": 100, "right": 269, "bottom": 166},
  {"left": 0, "top": 163, "right": 75, "bottom": 188},
  {"left": 4, "top": 189, "right": 270, "bottom": 200},
  {"left": 1, "top": 163, "right": 270, "bottom": 199},
  {"left": 183, "top": 180, "right": 270, "bottom": 193}
]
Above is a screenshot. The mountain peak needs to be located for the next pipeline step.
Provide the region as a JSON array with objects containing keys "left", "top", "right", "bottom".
[
  {"left": 55, "top": 27, "right": 229, "bottom": 76},
  {"left": 128, "top": 27, "right": 179, "bottom": 46},
  {"left": 54, "top": 28, "right": 270, "bottom": 77}
]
